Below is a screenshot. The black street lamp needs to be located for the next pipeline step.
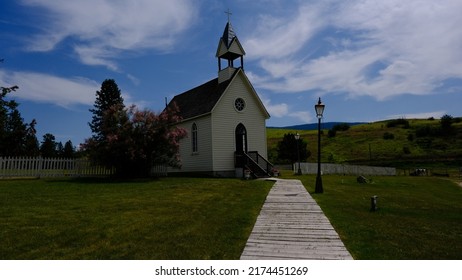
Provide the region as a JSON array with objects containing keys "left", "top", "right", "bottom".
[
  {"left": 315, "top": 97, "right": 325, "bottom": 194},
  {"left": 295, "top": 132, "right": 302, "bottom": 175}
]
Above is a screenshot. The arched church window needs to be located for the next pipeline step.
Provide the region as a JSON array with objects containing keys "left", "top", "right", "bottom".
[{"left": 192, "top": 123, "right": 198, "bottom": 153}]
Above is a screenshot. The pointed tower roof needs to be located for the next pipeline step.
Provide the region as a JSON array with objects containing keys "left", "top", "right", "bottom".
[
  {"left": 222, "top": 21, "right": 236, "bottom": 48},
  {"left": 216, "top": 20, "right": 245, "bottom": 60}
]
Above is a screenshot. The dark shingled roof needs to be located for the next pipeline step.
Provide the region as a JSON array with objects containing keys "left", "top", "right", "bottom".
[
  {"left": 168, "top": 77, "right": 232, "bottom": 120},
  {"left": 222, "top": 21, "right": 236, "bottom": 48}
]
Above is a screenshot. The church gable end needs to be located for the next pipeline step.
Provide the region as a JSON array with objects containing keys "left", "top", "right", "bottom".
[{"left": 220, "top": 69, "right": 270, "bottom": 120}]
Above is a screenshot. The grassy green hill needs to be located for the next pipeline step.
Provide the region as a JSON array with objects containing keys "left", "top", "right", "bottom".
[{"left": 268, "top": 117, "right": 462, "bottom": 169}]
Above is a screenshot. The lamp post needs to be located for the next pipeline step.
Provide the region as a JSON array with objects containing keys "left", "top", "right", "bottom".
[
  {"left": 315, "top": 97, "right": 325, "bottom": 194},
  {"left": 295, "top": 132, "right": 302, "bottom": 175}
]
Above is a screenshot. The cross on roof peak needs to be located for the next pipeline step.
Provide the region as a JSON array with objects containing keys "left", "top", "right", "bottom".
[{"left": 225, "top": 9, "right": 232, "bottom": 22}]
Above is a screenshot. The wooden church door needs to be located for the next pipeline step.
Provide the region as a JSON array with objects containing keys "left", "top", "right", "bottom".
[{"left": 235, "top": 123, "right": 247, "bottom": 154}]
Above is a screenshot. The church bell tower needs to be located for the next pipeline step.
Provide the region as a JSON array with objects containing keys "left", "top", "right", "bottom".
[{"left": 216, "top": 17, "right": 246, "bottom": 83}]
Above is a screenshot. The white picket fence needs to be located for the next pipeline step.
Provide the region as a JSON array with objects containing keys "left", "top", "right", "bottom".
[
  {"left": 0, "top": 157, "right": 114, "bottom": 178},
  {"left": 151, "top": 164, "right": 168, "bottom": 177}
]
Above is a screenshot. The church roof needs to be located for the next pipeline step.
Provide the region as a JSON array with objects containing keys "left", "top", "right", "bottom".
[
  {"left": 167, "top": 69, "right": 270, "bottom": 122},
  {"left": 168, "top": 77, "right": 232, "bottom": 120},
  {"left": 222, "top": 21, "right": 236, "bottom": 48}
]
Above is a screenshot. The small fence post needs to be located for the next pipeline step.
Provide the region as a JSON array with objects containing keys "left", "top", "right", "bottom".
[{"left": 370, "top": 195, "right": 378, "bottom": 212}]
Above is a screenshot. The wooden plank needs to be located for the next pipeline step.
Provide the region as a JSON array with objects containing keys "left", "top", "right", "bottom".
[{"left": 240, "top": 179, "right": 353, "bottom": 260}]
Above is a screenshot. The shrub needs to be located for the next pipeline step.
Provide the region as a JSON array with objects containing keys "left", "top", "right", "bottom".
[
  {"left": 383, "top": 132, "right": 395, "bottom": 140},
  {"left": 327, "top": 123, "right": 350, "bottom": 138},
  {"left": 327, "top": 129, "right": 337, "bottom": 138},
  {"left": 403, "top": 146, "right": 411, "bottom": 154},
  {"left": 415, "top": 125, "right": 440, "bottom": 137},
  {"left": 440, "top": 114, "right": 453, "bottom": 134},
  {"left": 332, "top": 123, "right": 350, "bottom": 131},
  {"left": 387, "top": 118, "right": 410, "bottom": 128},
  {"left": 416, "top": 138, "right": 433, "bottom": 149}
]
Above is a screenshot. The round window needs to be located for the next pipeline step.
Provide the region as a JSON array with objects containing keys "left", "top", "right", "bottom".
[{"left": 234, "top": 98, "right": 245, "bottom": 111}]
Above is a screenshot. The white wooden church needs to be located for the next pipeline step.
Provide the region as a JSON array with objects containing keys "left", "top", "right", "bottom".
[{"left": 165, "top": 20, "right": 273, "bottom": 177}]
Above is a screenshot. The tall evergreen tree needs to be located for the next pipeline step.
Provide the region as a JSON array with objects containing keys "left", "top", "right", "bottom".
[
  {"left": 24, "top": 119, "right": 40, "bottom": 156},
  {"left": 56, "top": 142, "right": 64, "bottom": 156},
  {"left": 63, "top": 140, "right": 75, "bottom": 158},
  {"left": 5, "top": 109, "right": 27, "bottom": 156},
  {"left": 1, "top": 84, "right": 19, "bottom": 155},
  {"left": 89, "top": 79, "right": 124, "bottom": 141},
  {"left": 1, "top": 60, "right": 38, "bottom": 156},
  {"left": 40, "top": 133, "right": 57, "bottom": 158},
  {"left": 84, "top": 79, "right": 187, "bottom": 177}
]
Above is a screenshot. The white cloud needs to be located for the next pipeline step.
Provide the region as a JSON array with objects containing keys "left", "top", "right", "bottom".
[
  {"left": 0, "top": 70, "right": 152, "bottom": 109},
  {"left": 244, "top": 3, "right": 325, "bottom": 60},
  {"left": 245, "top": 0, "right": 462, "bottom": 101},
  {"left": 262, "top": 97, "right": 288, "bottom": 118},
  {"left": 74, "top": 46, "right": 119, "bottom": 71},
  {"left": 126, "top": 74, "right": 141, "bottom": 86},
  {"left": 0, "top": 69, "right": 156, "bottom": 110},
  {"left": 259, "top": 94, "right": 312, "bottom": 123},
  {"left": 0, "top": 70, "right": 98, "bottom": 106},
  {"left": 289, "top": 111, "right": 312, "bottom": 124},
  {"left": 21, "top": 0, "right": 198, "bottom": 70}
]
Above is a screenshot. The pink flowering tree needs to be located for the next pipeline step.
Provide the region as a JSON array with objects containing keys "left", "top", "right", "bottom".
[{"left": 83, "top": 102, "right": 186, "bottom": 177}]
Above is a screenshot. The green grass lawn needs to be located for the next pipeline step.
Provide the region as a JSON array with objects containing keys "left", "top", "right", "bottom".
[
  {"left": 0, "top": 177, "right": 272, "bottom": 259},
  {"left": 285, "top": 173, "right": 462, "bottom": 259},
  {"left": 2, "top": 175, "right": 461, "bottom": 259}
]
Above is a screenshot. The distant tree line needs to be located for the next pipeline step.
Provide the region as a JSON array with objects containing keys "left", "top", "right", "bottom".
[
  {"left": 1, "top": 59, "right": 76, "bottom": 158},
  {"left": 39, "top": 133, "right": 76, "bottom": 158},
  {"left": 386, "top": 115, "right": 457, "bottom": 139}
]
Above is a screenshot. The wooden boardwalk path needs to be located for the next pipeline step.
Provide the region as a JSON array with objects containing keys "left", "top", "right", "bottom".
[{"left": 241, "top": 179, "right": 353, "bottom": 260}]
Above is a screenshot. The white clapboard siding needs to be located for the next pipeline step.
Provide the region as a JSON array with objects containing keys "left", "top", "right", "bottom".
[
  {"left": 211, "top": 71, "right": 269, "bottom": 172},
  {"left": 0, "top": 157, "right": 114, "bottom": 178},
  {"left": 172, "top": 115, "right": 214, "bottom": 173}
]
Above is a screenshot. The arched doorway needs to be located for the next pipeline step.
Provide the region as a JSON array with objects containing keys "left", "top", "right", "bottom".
[{"left": 235, "top": 123, "right": 247, "bottom": 154}]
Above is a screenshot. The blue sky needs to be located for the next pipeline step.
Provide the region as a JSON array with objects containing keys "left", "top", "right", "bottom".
[{"left": 1, "top": 0, "right": 462, "bottom": 147}]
